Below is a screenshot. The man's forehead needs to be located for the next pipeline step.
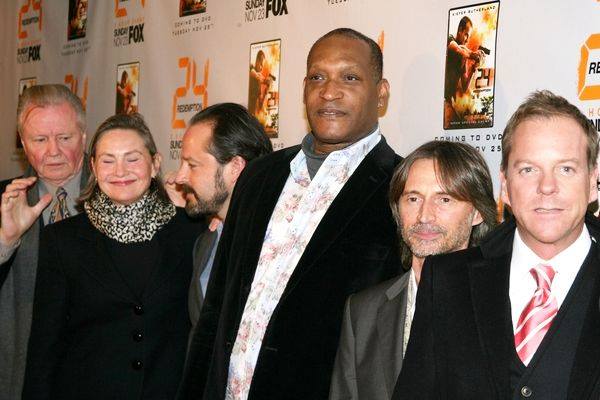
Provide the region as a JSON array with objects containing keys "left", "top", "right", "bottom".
[
  {"left": 403, "top": 158, "right": 460, "bottom": 195},
  {"left": 185, "top": 122, "right": 214, "bottom": 144},
  {"left": 511, "top": 116, "right": 587, "bottom": 151},
  {"left": 22, "top": 102, "right": 78, "bottom": 126},
  {"left": 307, "top": 35, "right": 370, "bottom": 66}
]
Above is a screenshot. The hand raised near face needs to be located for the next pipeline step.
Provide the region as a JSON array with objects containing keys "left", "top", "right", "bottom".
[
  {"left": 164, "top": 170, "right": 186, "bottom": 208},
  {"left": 0, "top": 177, "right": 52, "bottom": 247}
]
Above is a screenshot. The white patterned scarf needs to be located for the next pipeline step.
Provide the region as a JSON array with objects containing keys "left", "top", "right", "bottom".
[{"left": 84, "top": 185, "right": 175, "bottom": 243}]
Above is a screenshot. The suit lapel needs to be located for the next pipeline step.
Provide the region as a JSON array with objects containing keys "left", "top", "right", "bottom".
[
  {"left": 377, "top": 274, "right": 409, "bottom": 397},
  {"left": 567, "top": 243, "right": 600, "bottom": 400},
  {"left": 469, "top": 251, "right": 513, "bottom": 400},
  {"left": 240, "top": 150, "right": 296, "bottom": 285},
  {"left": 281, "top": 142, "right": 394, "bottom": 297}
]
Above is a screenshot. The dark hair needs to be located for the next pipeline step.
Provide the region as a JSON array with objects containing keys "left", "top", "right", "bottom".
[
  {"left": 501, "top": 90, "right": 599, "bottom": 172},
  {"left": 254, "top": 50, "right": 265, "bottom": 70},
  {"left": 389, "top": 141, "right": 498, "bottom": 269},
  {"left": 307, "top": 27, "right": 383, "bottom": 82},
  {"left": 188, "top": 102, "right": 273, "bottom": 163},
  {"left": 79, "top": 113, "right": 168, "bottom": 203},
  {"left": 458, "top": 16, "right": 473, "bottom": 33},
  {"left": 17, "top": 84, "right": 86, "bottom": 135}
]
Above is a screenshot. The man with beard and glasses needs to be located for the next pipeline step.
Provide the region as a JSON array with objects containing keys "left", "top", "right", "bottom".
[
  {"left": 170, "top": 102, "right": 272, "bottom": 326},
  {"left": 330, "top": 141, "right": 497, "bottom": 400}
]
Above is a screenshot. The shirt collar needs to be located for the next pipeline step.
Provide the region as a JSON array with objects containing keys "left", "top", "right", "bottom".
[
  {"left": 290, "top": 126, "right": 381, "bottom": 182},
  {"left": 512, "top": 224, "right": 591, "bottom": 274},
  {"left": 39, "top": 169, "right": 83, "bottom": 199}
]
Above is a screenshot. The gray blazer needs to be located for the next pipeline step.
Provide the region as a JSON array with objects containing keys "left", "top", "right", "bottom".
[
  {"left": 329, "top": 272, "right": 409, "bottom": 400},
  {"left": 188, "top": 228, "right": 218, "bottom": 326},
  {"left": 0, "top": 162, "right": 89, "bottom": 400}
]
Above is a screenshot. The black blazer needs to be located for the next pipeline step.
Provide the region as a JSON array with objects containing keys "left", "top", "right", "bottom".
[
  {"left": 178, "top": 138, "right": 403, "bottom": 400},
  {"left": 394, "top": 215, "right": 600, "bottom": 400},
  {"left": 22, "top": 209, "right": 202, "bottom": 400}
]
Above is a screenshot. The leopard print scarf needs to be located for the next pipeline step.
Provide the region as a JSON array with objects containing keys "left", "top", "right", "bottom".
[{"left": 84, "top": 185, "right": 176, "bottom": 243}]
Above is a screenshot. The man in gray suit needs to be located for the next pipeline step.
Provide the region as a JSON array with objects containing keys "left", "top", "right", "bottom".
[
  {"left": 171, "top": 103, "right": 272, "bottom": 326},
  {"left": 0, "top": 84, "right": 88, "bottom": 400},
  {"left": 329, "top": 141, "right": 498, "bottom": 400}
]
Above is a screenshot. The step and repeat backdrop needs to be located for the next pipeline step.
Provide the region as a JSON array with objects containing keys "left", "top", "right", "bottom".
[{"left": 1, "top": 0, "right": 600, "bottom": 200}]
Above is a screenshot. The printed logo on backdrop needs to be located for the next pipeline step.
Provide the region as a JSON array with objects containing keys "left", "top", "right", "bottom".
[
  {"left": 248, "top": 39, "right": 281, "bottom": 139},
  {"left": 65, "top": 74, "right": 88, "bottom": 111},
  {"left": 62, "top": 0, "right": 91, "bottom": 56},
  {"left": 114, "top": 0, "right": 145, "bottom": 47},
  {"left": 244, "top": 0, "right": 288, "bottom": 23},
  {"left": 577, "top": 33, "right": 600, "bottom": 200},
  {"left": 578, "top": 33, "right": 600, "bottom": 134},
  {"left": 170, "top": 57, "right": 210, "bottom": 160},
  {"left": 173, "top": 1, "right": 213, "bottom": 37},
  {"left": 116, "top": 62, "right": 140, "bottom": 114},
  {"left": 327, "top": 0, "right": 349, "bottom": 5},
  {"left": 578, "top": 34, "right": 600, "bottom": 106},
  {"left": 16, "top": 0, "right": 42, "bottom": 64},
  {"left": 14, "top": 77, "right": 37, "bottom": 155}
]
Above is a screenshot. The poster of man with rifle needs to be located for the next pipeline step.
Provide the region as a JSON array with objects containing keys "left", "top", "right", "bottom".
[{"left": 443, "top": 1, "right": 499, "bottom": 130}]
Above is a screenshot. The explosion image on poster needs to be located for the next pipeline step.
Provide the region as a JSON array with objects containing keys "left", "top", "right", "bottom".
[
  {"left": 116, "top": 62, "right": 140, "bottom": 115},
  {"left": 443, "top": 1, "right": 499, "bottom": 130},
  {"left": 180, "top": 0, "right": 207, "bottom": 17},
  {"left": 68, "top": 0, "right": 88, "bottom": 41},
  {"left": 248, "top": 39, "right": 281, "bottom": 138},
  {"left": 16, "top": 77, "right": 37, "bottom": 148}
]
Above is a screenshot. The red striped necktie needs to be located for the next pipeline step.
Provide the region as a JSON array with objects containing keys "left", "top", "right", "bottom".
[{"left": 514, "top": 264, "right": 558, "bottom": 365}]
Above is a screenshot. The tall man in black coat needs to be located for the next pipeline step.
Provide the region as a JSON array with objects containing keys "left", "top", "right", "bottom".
[
  {"left": 177, "top": 28, "right": 402, "bottom": 400},
  {"left": 0, "top": 84, "right": 88, "bottom": 400},
  {"left": 395, "top": 90, "right": 600, "bottom": 399}
]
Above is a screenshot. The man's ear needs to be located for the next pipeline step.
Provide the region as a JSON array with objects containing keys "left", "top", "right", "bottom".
[
  {"left": 302, "top": 77, "right": 308, "bottom": 105},
  {"left": 500, "top": 170, "right": 511, "bottom": 208},
  {"left": 589, "top": 166, "right": 599, "bottom": 203},
  {"left": 377, "top": 78, "right": 390, "bottom": 108},
  {"left": 227, "top": 155, "right": 247, "bottom": 184}
]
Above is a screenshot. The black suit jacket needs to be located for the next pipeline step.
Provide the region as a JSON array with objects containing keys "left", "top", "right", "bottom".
[
  {"left": 394, "top": 215, "right": 600, "bottom": 400},
  {"left": 178, "top": 138, "right": 402, "bottom": 400},
  {"left": 22, "top": 209, "right": 202, "bottom": 400}
]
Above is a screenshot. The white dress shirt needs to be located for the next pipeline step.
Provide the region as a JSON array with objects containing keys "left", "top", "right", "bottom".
[
  {"left": 509, "top": 226, "right": 591, "bottom": 331},
  {"left": 403, "top": 268, "right": 418, "bottom": 357}
]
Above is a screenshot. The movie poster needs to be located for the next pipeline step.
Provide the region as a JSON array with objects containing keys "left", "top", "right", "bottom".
[
  {"left": 116, "top": 62, "right": 140, "bottom": 114},
  {"left": 180, "top": 0, "right": 206, "bottom": 17},
  {"left": 16, "top": 77, "right": 37, "bottom": 148},
  {"left": 443, "top": 1, "right": 499, "bottom": 130},
  {"left": 68, "top": 0, "right": 88, "bottom": 41},
  {"left": 248, "top": 39, "right": 281, "bottom": 138}
]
